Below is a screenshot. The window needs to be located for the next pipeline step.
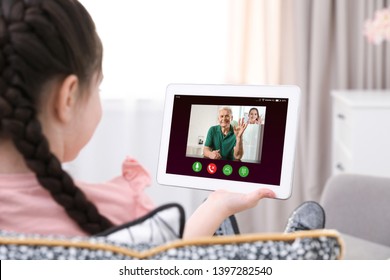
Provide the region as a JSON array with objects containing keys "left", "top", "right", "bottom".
[{"left": 80, "top": 0, "right": 229, "bottom": 100}]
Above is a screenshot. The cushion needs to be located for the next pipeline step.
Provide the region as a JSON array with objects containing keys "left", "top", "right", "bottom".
[
  {"left": 95, "top": 203, "right": 185, "bottom": 245},
  {"left": 0, "top": 229, "right": 344, "bottom": 260}
]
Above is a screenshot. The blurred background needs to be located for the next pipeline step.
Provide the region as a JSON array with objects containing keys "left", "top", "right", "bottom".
[{"left": 65, "top": 0, "right": 390, "bottom": 233}]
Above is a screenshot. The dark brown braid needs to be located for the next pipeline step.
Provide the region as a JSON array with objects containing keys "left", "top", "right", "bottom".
[{"left": 0, "top": 0, "right": 114, "bottom": 234}]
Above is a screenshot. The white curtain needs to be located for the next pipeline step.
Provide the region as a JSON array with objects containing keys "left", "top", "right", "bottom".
[{"left": 228, "top": 0, "right": 390, "bottom": 233}]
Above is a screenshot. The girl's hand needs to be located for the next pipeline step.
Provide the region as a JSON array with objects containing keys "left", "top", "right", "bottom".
[
  {"left": 207, "top": 189, "right": 276, "bottom": 217},
  {"left": 183, "top": 188, "right": 275, "bottom": 239}
]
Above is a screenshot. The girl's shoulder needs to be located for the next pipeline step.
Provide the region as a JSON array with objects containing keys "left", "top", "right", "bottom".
[
  {"left": 0, "top": 173, "right": 38, "bottom": 189},
  {"left": 77, "top": 157, "right": 151, "bottom": 194}
]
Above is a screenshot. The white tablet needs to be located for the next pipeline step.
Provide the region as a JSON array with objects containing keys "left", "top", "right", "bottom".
[{"left": 157, "top": 84, "right": 301, "bottom": 199}]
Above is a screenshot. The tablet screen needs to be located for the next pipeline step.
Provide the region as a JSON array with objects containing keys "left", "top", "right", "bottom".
[{"left": 165, "top": 94, "right": 288, "bottom": 186}]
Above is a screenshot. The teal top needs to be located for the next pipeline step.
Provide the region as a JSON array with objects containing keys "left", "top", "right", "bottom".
[{"left": 204, "top": 125, "right": 236, "bottom": 160}]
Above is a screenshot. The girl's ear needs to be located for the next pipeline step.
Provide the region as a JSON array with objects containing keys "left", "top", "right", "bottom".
[{"left": 55, "top": 75, "right": 79, "bottom": 123}]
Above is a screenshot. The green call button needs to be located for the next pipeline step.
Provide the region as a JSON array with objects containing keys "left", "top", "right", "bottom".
[
  {"left": 223, "top": 164, "right": 233, "bottom": 176},
  {"left": 192, "top": 161, "right": 202, "bottom": 172},
  {"left": 238, "top": 166, "right": 249, "bottom": 177}
]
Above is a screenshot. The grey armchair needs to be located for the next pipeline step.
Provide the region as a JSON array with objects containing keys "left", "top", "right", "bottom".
[{"left": 320, "top": 173, "right": 390, "bottom": 247}]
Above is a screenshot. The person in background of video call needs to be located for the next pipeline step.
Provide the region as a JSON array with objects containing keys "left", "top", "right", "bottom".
[
  {"left": 203, "top": 107, "right": 247, "bottom": 160},
  {"left": 248, "top": 107, "right": 262, "bottom": 124}
]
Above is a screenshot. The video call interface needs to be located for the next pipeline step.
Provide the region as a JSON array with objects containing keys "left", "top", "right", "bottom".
[{"left": 166, "top": 95, "right": 289, "bottom": 186}]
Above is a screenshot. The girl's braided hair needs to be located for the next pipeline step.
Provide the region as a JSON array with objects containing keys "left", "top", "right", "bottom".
[{"left": 0, "top": 0, "right": 114, "bottom": 234}]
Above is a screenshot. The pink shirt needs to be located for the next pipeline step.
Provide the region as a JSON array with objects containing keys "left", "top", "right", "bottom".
[{"left": 0, "top": 157, "right": 155, "bottom": 237}]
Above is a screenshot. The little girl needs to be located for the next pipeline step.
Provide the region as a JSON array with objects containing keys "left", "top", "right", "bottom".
[{"left": 0, "top": 0, "right": 274, "bottom": 239}]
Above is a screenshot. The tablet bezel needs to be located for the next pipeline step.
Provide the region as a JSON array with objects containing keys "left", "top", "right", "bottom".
[{"left": 157, "top": 84, "right": 300, "bottom": 199}]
